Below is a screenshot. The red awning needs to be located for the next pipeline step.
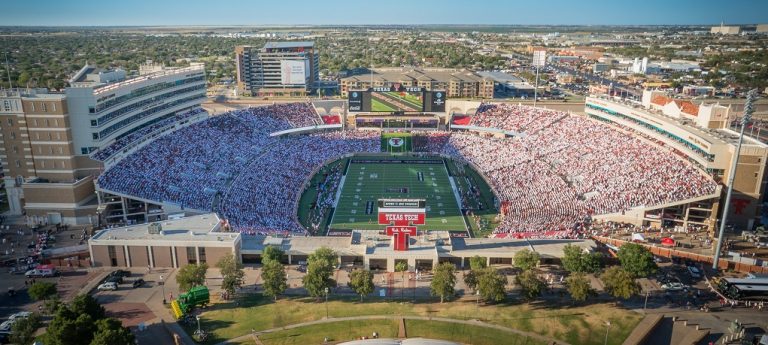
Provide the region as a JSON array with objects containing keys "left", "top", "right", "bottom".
[{"left": 661, "top": 237, "right": 676, "bottom": 247}]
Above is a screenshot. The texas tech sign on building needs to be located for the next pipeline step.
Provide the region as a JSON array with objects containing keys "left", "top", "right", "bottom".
[{"left": 378, "top": 199, "right": 426, "bottom": 251}]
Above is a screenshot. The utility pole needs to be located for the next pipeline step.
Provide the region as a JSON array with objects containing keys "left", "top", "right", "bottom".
[
  {"left": 4, "top": 52, "right": 12, "bottom": 89},
  {"left": 713, "top": 89, "right": 758, "bottom": 270}
]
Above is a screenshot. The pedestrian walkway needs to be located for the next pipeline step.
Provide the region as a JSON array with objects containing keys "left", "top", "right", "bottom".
[{"left": 217, "top": 314, "right": 568, "bottom": 345}]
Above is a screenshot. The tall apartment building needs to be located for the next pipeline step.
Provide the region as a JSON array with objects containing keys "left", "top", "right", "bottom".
[
  {"left": 0, "top": 62, "right": 207, "bottom": 225},
  {"left": 235, "top": 42, "right": 319, "bottom": 97},
  {"left": 339, "top": 68, "right": 494, "bottom": 99},
  {"left": 0, "top": 89, "right": 96, "bottom": 224}
]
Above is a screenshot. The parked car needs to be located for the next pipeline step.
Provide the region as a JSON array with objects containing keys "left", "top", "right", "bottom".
[
  {"left": 661, "top": 282, "right": 689, "bottom": 291},
  {"left": 132, "top": 279, "right": 145, "bottom": 288},
  {"left": 24, "top": 268, "right": 57, "bottom": 278},
  {"left": 687, "top": 266, "right": 702, "bottom": 279},
  {"left": 97, "top": 282, "right": 118, "bottom": 291},
  {"left": 110, "top": 269, "right": 130, "bottom": 278},
  {"left": 106, "top": 276, "right": 123, "bottom": 284},
  {"left": 8, "top": 312, "right": 30, "bottom": 322}
]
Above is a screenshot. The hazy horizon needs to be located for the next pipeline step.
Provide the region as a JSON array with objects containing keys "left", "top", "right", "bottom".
[{"left": 2, "top": 0, "right": 766, "bottom": 27}]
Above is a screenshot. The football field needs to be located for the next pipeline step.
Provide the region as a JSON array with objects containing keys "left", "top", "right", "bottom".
[{"left": 329, "top": 156, "right": 466, "bottom": 232}]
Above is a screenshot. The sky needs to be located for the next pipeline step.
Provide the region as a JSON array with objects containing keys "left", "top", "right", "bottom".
[{"left": 1, "top": 0, "right": 767, "bottom": 26}]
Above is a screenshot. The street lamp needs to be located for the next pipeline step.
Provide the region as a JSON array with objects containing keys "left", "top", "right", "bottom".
[
  {"left": 324, "top": 287, "right": 329, "bottom": 319},
  {"left": 713, "top": 89, "right": 758, "bottom": 270},
  {"left": 160, "top": 275, "right": 166, "bottom": 304},
  {"left": 196, "top": 315, "right": 201, "bottom": 335},
  {"left": 604, "top": 321, "right": 611, "bottom": 345}
]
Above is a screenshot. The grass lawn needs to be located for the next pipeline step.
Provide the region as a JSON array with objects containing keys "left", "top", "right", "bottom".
[
  {"left": 406, "top": 319, "right": 547, "bottom": 345},
  {"left": 255, "top": 319, "right": 399, "bottom": 345},
  {"left": 195, "top": 295, "right": 642, "bottom": 345}
]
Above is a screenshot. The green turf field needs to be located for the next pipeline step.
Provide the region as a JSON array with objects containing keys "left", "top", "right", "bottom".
[
  {"left": 329, "top": 155, "right": 466, "bottom": 232},
  {"left": 381, "top": 132, "right": 412, "bottom": 153}
]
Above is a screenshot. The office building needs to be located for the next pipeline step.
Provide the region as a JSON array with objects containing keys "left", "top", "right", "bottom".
[
  {"left": 235, "top": 42, "right": 319, "bottom": 97},
  {"left": 340, "top": 68, "right": 494, "bottom": 99}
]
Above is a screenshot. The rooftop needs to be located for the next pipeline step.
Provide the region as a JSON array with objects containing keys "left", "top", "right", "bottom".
[
  {"left": 89, "top": 213, "right": 239, "bottom": 244},
  {"left": 264, "top": 41, "right": 315, "bottom": 49}
]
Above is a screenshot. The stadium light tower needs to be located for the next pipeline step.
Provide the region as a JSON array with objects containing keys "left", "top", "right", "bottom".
[
  {"left": 713, "top": 89, "right": 758, "bottom": 270},
  {"left": 532, "top": 50, "right": 546, "bottom": 108}
]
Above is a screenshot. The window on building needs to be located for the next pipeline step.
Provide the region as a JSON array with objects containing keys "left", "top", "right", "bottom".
[
  {"left": 198, "top": 247, "right": 206, "bottom": 263},
  {"left": 60, "top": 161, "right": 65, "bottom": 168},
  {"left": 49, "top": 147, "right": 53, "bottom": 154},
  {"left": 14, "top": 160, "right": 20, "bottom": 168},
  {"left": 33, "top": 119, "right": 38, "bottom": 126},
  {"left": 90, "top": 120, "right": 97, "bottom": 127},
  {"left": 45, "top": 119, "right": 49, "bottom": 127},
  {"left": 41, "top": 103, "right": 47, "bottom": 112},
  {"left": 89, "top": 107, "right": 95, "bottom": 114},
  {"left": 35, "top": 133, "right": 39, "bottom": 140},
  {"left": 47, "top": 133, "right": 52, "bottom": 140},
  {"left": 52, "top": 103, "right": 56, "bottom": 111},
  {"left": 2, "top": 100, "right": 10, "bottom": 112},
  {"left": 6, "top": 119, "right": 12, "bottom": 127},
  {"left": 12, "top": 146, "right": 18, "bottom": 154},
  {"left": 81, "top": 148, "right": 89, "bottom": 154},
  {"left": 54, "top": 119, "right": 58, "bottom": 126},
  {"left": 40, "top": 161, "right": 45, "bottom": 168},
  {"left": 10, "top": 132, "right": 15, "bottom": 140},
  {"left": 56, "top": 133, "right": 61, "bottom": 140},
  {"left": 92, "top": 133, "right": 99, "bottom": 140},
  {"left": 107, "top": 246, "right": 118, "bottom": 266},
  {"left": 186, "top": 247, "right": 197, "bottom": 264},
  {"left": 58, "top": 147, "right": 63, "bottom": 154},
  {"left": 37, "top": 147, "right": 42, "bottom": 154}
]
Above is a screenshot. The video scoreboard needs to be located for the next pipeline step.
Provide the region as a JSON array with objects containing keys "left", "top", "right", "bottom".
[{"left": 348, "top": 86, "right": 446, "bottom": 113}]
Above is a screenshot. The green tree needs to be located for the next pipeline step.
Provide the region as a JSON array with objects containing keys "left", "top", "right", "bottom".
[
  {"left": 394, "top": 261, "right": 408, "bottom": 273},
  {"left": 10, "top": 313, "right": 41, "bottom": 345},
  {"left": 348, "top": 269, "right": 375, "bottom": 302},
  {"left": 89, "top": 318, "right": 135, "bottom": 345},
  {"left": 513, "top": 249, "right": 540, "bottom": 271},
  {"left": 176, "top": 263, "right": 208, "bottom": 292},
  {"left": 261, "top": 260, "right": 287, "bottom": 301},
  {"left": 565, "top": 273, "right": 593, "bottom": 303},
  {"left": 430, "top": 262, "right": 456, "bottom": 303},
  {"left": 561, "top": 244, "right": 602, "bottom": 273},
  {"left": 28, "top": 281, "right": 57, "bottom": 301},
  {"left": 70, "top": 294, "right": 106, "bottom": 321},
  {"left": 515, "top": 269, "right": 545, "bottom": 301},
  {"left": 263, "top": 245, "right": 284, "bottom": 264},
  {"left": 469, "top": 255, "right": 487, "bottom": 270},
  {"left": 617, "top": 243, "right": 657, "bottom": 278},
  {"left": 43, "top": 309, "right": 97, "bottom": 345},
  {"left": 17, "top": 71, "right": 31, "bottom": 86},
  {"left": 216, "top": 253, "right": 245, "bottom": 297},
  {"left": 303, "top": 261, "right": 334, "bottom": 299},
  {"left": 600, "top": 266, "right": 639, "bottom": 300},
  {"left": 302, "top": 248, "right": 338, "bottom": 299},
  {"left": 463, "top": 270, "right": 479, "bottom": 293},
  {"left": 477, "top": 267, "right": 506, "bottom": 303}
]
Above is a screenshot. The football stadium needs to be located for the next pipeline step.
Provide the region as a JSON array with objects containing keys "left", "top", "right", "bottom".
[{"left": 93, "top": 90, "right": 732, "bottom": 244}]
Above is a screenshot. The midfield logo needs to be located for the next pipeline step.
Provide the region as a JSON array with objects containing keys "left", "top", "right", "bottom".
[{"left": 388, "top": 138, "right": 404, "bottom": 147}]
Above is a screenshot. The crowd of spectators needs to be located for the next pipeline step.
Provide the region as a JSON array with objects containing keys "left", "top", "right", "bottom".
[
  {"left": 98, "top": 102, "right": 718, "bottom": 238},
  {"left": 91, "top": 108, "right": 206, "bottom": 161},
  {"left": 219, "top": 130, "right": 379, "bottom": 235},
  {"left": 471, "top": 103, "right": 568, "bottom": 134},
  {"left": 437, "top": 109, "right": 718, "bottom": 236},
  {"left": 97, "top": 104, "right": 321, "bottom": 213}
]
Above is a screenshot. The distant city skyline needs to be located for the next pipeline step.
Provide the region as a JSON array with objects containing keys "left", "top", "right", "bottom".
[{"left": 1, "top": 0, "right": 767, "bottom": 27}]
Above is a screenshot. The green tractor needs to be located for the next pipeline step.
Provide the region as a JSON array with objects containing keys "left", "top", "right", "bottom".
[{"left": 171, "top": 285, "right": 210, "bottom": 319}]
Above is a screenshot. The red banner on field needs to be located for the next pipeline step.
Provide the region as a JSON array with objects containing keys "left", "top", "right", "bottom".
[{"left": 378, "top": 212, "right": 426, "bottom": 226}]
